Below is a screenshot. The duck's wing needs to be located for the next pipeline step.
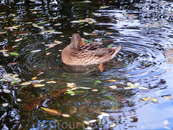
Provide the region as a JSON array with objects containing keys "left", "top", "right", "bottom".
[
  {"left": 76, "top": 42, "right": 103, "bottom": 51},
  {"left": 94, "top": 46, "right": 121, "bottom": 57}
]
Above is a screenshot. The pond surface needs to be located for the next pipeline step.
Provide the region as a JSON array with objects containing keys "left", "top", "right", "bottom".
[{"left": 1, "top": 0, "right": 173, "bottom": 129}]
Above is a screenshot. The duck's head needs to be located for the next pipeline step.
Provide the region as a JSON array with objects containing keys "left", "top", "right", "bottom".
[{"left": 69, "top": 34, "right": 85, "bottom": 50}]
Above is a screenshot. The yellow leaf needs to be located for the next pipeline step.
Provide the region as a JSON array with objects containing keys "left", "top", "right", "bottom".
[
  {"left": 62, "top": 114, "right": 70, "bottom": 117},
  {"left": 141, "top": 97, "right": 150, "bottom": 101},
  {"left": 41, "top": 107, "right": 62, "bottom": 116},
  {"left": 124, "top": 87, "right": 132, "bottom": 89},
  {"left": 110, "top": 123, "right": 116, "bottom": 127},
  {"left": 67, "top": 83, "right": 76, "bottom": 88},
  {"left": 46, "top": 52, "right": 51, "bottom": 55},
  {"left": 138, "top": 87, "right": 148, "bottom": 89},
  {"left": 152, "top": 98, "right": 158, "bottom": 102},
  {"left": 46, "top": 81, "right": 56, "bottom": 84},
  {"left": 34, "top": 84, "right": 45, "bottom": 87},
  {"left": 164, "top": 96, "right": 172, "bottom": 100},
  {"left": 31, "top": 77, "right": 37, "bottom": 80},
  {"left": 21, "top": 82, "right": 31, "bottom": 86},
  {"left": 83, "top": 121, "right": 89, "bottom": 125},
  {"left": 106, "top": 32, "right": 112, "bottom": 35},
  {"left": 108, "top": 79, "right": 116, "bottom": 82}
]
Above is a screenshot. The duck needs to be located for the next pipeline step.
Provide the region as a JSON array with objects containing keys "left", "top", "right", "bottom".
[{"left": 61, "top": 34, "right": 121, "bottom": 65}]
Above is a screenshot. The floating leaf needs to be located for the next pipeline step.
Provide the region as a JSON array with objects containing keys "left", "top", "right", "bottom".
[
  {"left": 31, "top": 77, "right": 37, "bottom": 80},
  {"left": 138, "top": 86, "right": 148, "bottom": 89},
  {"left": 41, "top": 107, "right": 62, "bottom": 115},
  {"left": 62, "top": 114, "right": 70, "bottom": 117},
  {"left": 9, "top": 52, "right": 19, "bottom": 56},
  {"left": 37, "top": 21, "right": 48, "bottom": 25},
  {"left": 67, "top": 83, "right": 76, "bottom": 88},
  {"left": 85, "top": 127, "right": 92, "bottom": 130},
  {"left": 77, "top": 1, "right": 91, "bottom": 3},
  {"left": 46, "top": 81, "right": 56, "bottom": 84},
  {"left": 3, "top": 89, "right": 11, "bottom": 93},
  {"left": 54, "top": 23, "right": 61, "bottom": 26},
  {"left": 53, "top": 31, "right": 63, "bottom": 34},
  {"left": 141, "top": 97, "right": 150, "bottom": 101},
  {"left": 16, "top": 98, "right": 22, "bottom": 102},
  {"left": 34, "top": 84, "right": 45, "bottom": 87},
  {"left": 127, "top": 82, "right": 135, "bottom": 88},
  {"left": 0, "top": 12, "right": 6, "bottom": 15},
  {"left": 107, "top": 44, "right": 112, "bottom": 48},
  {"left": 46, "top": 52, "right": 51, "bottom": 55},
  {"left": 109, "top": 85, "right": 117, "bottom": 90},
  {"left": 0, "top": 31, "right": 7, "bottom": 34},
  {"left": 70, "top": 20, "right": 80, "bottom": 23},
  {"left": 79, "top": 87, "right": 91, "bottom": 89},
  {"left": 100, "top": 6, "right": 109, "bottom": 9},
  {"left": 101, "top": 112, "right": 110, "bottom": 116},
  {"left": 2, "top": 103, "right": 9, "bottom": 107},
  {"left": 8, "top": 62, "right": 17, "bottom": 65},
  {"left": 89, "top": 120, "right": 97, "bottom": 123},
  {"left": 54, "top": 40, "right": 62, "bottom": 44},
  {"left": 152, "top": 98, "right": 158, "bottom": 102},
  {"left": 164, "top": 96, "right": 172, "bottom": 100},
  {"left": 25, "top": 22, "right": 32, "bottom": 24},
  {"left": 106, "top": 95, "right": 116, "bottom": 100},
  {"left": 145, "top": 63, "right": 151, "bottom": 66},
  {"left": 21, "top": 82, "right": 31, "bottom": 86},
  {"left": 110, "top": 123, "right": 116, "bottom": 127},
  {"left": 32, "top": 23, "right": 39, "bottom": 28},
  {"left": 45, "top": 43, "right": 57, "bottom": 48},
  {"left": 15, "top": 38, "right": 22, "bottom": 42},
  {"left": 92, "top": 89, "right": 98, "bottom": 91},
  {"left": 83, "top": 121, "right": 89, "bottom": 125},
  {"left": 31, "top": 49, "right": 41, "bottom": 53},
  {"left": 98, "top": 115, "right": 103, "bottom": 119}
]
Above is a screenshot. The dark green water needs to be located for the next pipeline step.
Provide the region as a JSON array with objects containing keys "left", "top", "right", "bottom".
[{"left": 1, "top": 0, "right": 173, "bottom": 129}]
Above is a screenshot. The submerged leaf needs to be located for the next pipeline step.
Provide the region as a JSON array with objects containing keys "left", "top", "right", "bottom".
[
  {"left": 41, "top": 107, "right": 62, "bottom": 115},
  {"left": 108, "top": 79, "right": 116, "bottom": 82},
  {"left": 106, "top": 95, "right": 116, "bottom": 100}
]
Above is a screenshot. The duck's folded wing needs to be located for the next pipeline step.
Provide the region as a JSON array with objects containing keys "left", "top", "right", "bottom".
[
  {"left": 76, "top": 42, "right": 103, "bottom": 51},
  {"left": 94, "top": 48, "right": 116, "bottom": 57}
]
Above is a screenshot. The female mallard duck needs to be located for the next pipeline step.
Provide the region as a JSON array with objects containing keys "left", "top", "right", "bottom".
[{"left": 61, "top": 34, "right": 121, "bottom": 65}]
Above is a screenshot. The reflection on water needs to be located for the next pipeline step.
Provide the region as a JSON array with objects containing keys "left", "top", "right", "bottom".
[{"left": 1, "top": 0, "right": 173, "bottom": 129}]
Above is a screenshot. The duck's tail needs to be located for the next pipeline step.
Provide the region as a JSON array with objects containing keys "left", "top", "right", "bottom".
[{"left": 111, "top": 46, "right": 121, "bottom": 59}]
